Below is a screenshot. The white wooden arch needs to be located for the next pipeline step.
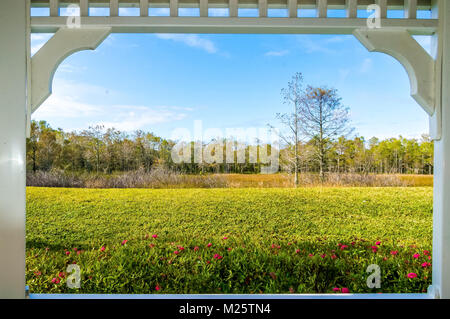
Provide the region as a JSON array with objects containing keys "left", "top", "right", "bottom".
[{"left": 1, "top": 0, "right": 449, "bottom": 299}]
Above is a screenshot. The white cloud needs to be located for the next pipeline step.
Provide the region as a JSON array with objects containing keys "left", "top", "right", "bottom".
[
  {"left": 155, "top": 34, "right": 218, "bottom": 54},
  {"left": 360, "top": 58, "right": 373, "bottom": 73},
  {"left": 265, "top": 50, "right": 290, "bottom": 57},
  {"left": 32, "top": 80, "right": 193, "bottom": 132},
  {"left": 31, "top": 33, "right": 53, "bottom": 56}
]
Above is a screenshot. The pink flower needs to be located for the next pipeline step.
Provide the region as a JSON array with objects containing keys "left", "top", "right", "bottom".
[
  {"left": 34, "top": 271, "right": 41, "bottom": 276},
  {"left": 423, "top": 250, "right": 430, "bottom": 256},
  {"left": 51, "top": 278, "right": 60, "bottom": 284},
  {"left": 194, "top": 246, "right": 199, "bottom": 251},
  {"left": 351, "top": 242, "right": 356, "bottom": 246},
  {"left": 77, "top": 250, "right": 81, "bottom": 255},
  {"left": 206, "top": 260, "right": 211, "bottom": 264},
  {"left": 174, "top": 250, "right": 179, "bottom": 255},
  {"left": 100, "top": 246, "right": 105, "bottom": 252},
  {"left": 308, "top": 253, "right": 314, "bottom": 257},
  {"left": 371, "top": 246, "right": 378, "bottom": 253},
  {"left": 341, "top": 288, "right": 350, "bottom": 293},
  {"left": 149, "top": 243, "right": 155, "bottom": 248},
  {"left": 332, "top": 287, "right": 341, "bottom": 292},
  {"left": 121, "top": 240, "right": 128, "bottom": 245},
  {"left": 213, "top": 254, "right": 223, "bottom": 260},
  {"left": 73, "top": 247, "right": 78, "bottom": 251},
  {"left": 152, "top": 234, "right": 158, "bottom": 239},
  {"left": 227, "top": 247, "right": 232, "bottom": 251},
  {"left": 178, "top": 246, "right": 185, "bottom": 251},
  {"left": 58, "top": 272, "right": 65, "bottom": 278},
  {"left": 207, "top": 243, "right": 212, "bottom": 248},
  {"left": 223, "top": 236, "right": 228, "bottom": 240},
  {"left": 295, "top": 249, "right": 300, "bottom": 254},
  {"left": 422, "top": 262, "right": 431, "bottom": 268},
  {"left": 320, "top": 254, "right": 326, "bottom": 259},
  {"left": 413, "top": 253, "right": 420, "bottom": 259},
  {"left": 155, "top": 285, "right": 161, "bottom": 291},
  {"left": 331, "top": 254, "right": 337, "bottom": 260},
  {"left": 407, "top": 272, "right": 418, "bottom": 279},
  {"left": 375, "top": 241, "right": 381, "bottom": 245},
  {"left": 391, "top": 250, "right": 398, "bottom": 255},
  {"left": 340, "top": 245, "right": 348, "bottom": 250},
  {"left": 65, "top": 251, "right": 70, "bottom": 256}
]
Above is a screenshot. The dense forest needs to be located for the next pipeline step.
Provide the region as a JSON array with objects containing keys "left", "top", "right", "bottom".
[{"left": 26, "top": 120, "right": 434, "bottom": 176}]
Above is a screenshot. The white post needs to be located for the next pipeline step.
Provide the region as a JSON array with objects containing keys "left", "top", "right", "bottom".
[
  {"left": 432, "top": 0, "right": 450, "bottom": 299},
  {"left": 0, "top": 0, "right": 27, "bottom": 299}
]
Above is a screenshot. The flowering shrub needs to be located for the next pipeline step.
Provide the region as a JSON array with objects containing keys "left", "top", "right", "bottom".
[{"left": 26, "top": 187, "right": 432, "bottom": 294}]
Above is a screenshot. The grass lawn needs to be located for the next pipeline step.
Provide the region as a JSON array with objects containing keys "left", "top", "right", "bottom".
[{"left": 26, "top": 186, "right": 433, "bottom": 294}]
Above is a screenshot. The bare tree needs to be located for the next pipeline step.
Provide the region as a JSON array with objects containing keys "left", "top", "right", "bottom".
[
  {"left": 299, "top": 86, "right": 353, "bottom": 181},
  {"left": 274, "top": 73, "right": 353, "bottom": 184},
  {"left": 272, "top": 72, "right": 304, "bottom": 186}
]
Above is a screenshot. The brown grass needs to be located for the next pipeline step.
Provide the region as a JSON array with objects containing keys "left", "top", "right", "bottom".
[{"left": 26, "top": 169, "right": 433, "bottom": 188}]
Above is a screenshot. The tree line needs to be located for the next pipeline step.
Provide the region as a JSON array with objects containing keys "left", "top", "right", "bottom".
[{"left": 26, "top": 119, "right": 433, "bottom": 176}]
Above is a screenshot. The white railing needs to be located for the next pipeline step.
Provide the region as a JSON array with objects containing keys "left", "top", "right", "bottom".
[
  {"left": 29, "top": 0, "right": 438, "bottom": 34},
  {"left": 31, "top": 0, "right": 435, "bottom": 19}
]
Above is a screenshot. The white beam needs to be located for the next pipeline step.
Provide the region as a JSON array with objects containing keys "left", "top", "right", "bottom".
[
  {"left": 80, "top": 0, "right": 89, "bottom": 16},
  {"left": 0, "top": 0, "right": 27, "bottom": 299},
  {"left": 229, "top": 0, "right": 238, "bottom": 17},
  {"left": 170, "top": 0, "right": 178, "bottom": 17},
  {"left": 431, "top": 0, "right": 450, "bottom": 300},
  {"left": 405, "top": 0, "right": 418, "bottom": 19},
  {"left": 259, "top": 0, "right": 268, "bottom": 18},
  {"left": 200, "top": 0, "right": 208, "bottom": 17},
  {"left": 288, "top": 0, "right": 297, "bottom": 18},
  {"left": 110, "top": 0, "right": 118, "bottom": 17},
  {"left": 49, "top": 0, "right": 59, "bottom": 16},
  {"left": 376, "top": 0, "right": 388, "bottom": 18},
  {"left": 30, "top": 16, "right": 438, "bottom": 35},
  {"left": 345, "top": 0, "right": 357, "bottom": 18},
  {"left": 140, "top": 0, "right": 149, "bottom": 17},
  {"left": 317, "top": 0, "right": 327, "bottom": 18}
]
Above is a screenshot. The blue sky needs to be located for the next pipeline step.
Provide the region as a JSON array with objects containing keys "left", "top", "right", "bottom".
[{"left": 30, "top": 8, "right": 433, "bottom": 142}]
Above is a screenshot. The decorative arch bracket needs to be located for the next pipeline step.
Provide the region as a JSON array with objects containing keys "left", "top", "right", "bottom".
[
  {"left": 353, "top": 28, "right": 441, "bottom": 140},
  {"left": 29, "top": 27, "right": 111, "bottom": 134}
]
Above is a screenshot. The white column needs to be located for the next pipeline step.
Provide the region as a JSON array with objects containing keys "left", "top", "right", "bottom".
[
  {"left": 0, "top": 0, "right": 27, "bottom": 299},
  {"left": 432, "top": 0, "right": 450, "bottom": 299}
]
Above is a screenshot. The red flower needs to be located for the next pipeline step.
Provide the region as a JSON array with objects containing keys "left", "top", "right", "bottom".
[
  {"left": 413, "top": 253, "right": 420, "bottom": 259},
  {"left": 207, "top": 243, "right": 212, "bottom": 248},
  {"left": 51, "top": 278, "right": 60, "bottom": 284},
  {"left": 174, "top": 250, "right": 179, "bottom": 255},
  {"left": 423, "top": 250, "right": 430, "bottom": 256},
  {"left": 65, "top": 251, "right": 70, "bottom": 256},
  {"left": 213, "top": 254, "right": 223, "bottom": 259},
  {"left": 100, "top": 246, "right": 105, "bottom": 252},
  {"left": 295, "top": 249, "right": 300, "bottom": 254},
  {"left": 407, "top": 272, "right": 418, "bottom": 279},
  {"left": 121, "top": 240, "right": 128, "bottom": 245},
  {"left": 194, "top": 246, "right": 199, "bottom": 251},
  {"left": 34, "top": 271, "right": 41, "bottom": 276},
  {"left": 223, "top": 236, "right": 228, "bottom": 240},
  {"left": 152, "top": 234, "right": 158, "bottom": 239},
  {"left": 375, "top": 241, "right": 381, "bottom": 245},
  {"left": 341, "top": 288, "right": 350, "bottom": 293},
  {"left": 320, "top": 254, "right": 326, "bottom": 259},
  {"left": 155, "top": 285, "right": 161, "bottom": 291},
  {"left": 340, "top": 245, "right": 348, "bottom": 250},
  {"left": 227, "top": 247, "right": 232, "bottom": 251},
  {"left": 371, "top": 246, "right": 378, "bottom": 253},
  {"left": 58, "top": 272, "right": 65, "bottom": 278},
  {"left": 391, "top": 250, "right": 398, "bottom": 255},
  {"left": 331, "top": 254, "right": 337, "bottom": 260},
  {"left": 422, "top": 262, "right": 431, "bottom": 268},
  {"left": 308, "top": 253, "right": 314, "bottom": 257},
  {"left": 332, "top": 287, "right": 341, "bottom": 292}
]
